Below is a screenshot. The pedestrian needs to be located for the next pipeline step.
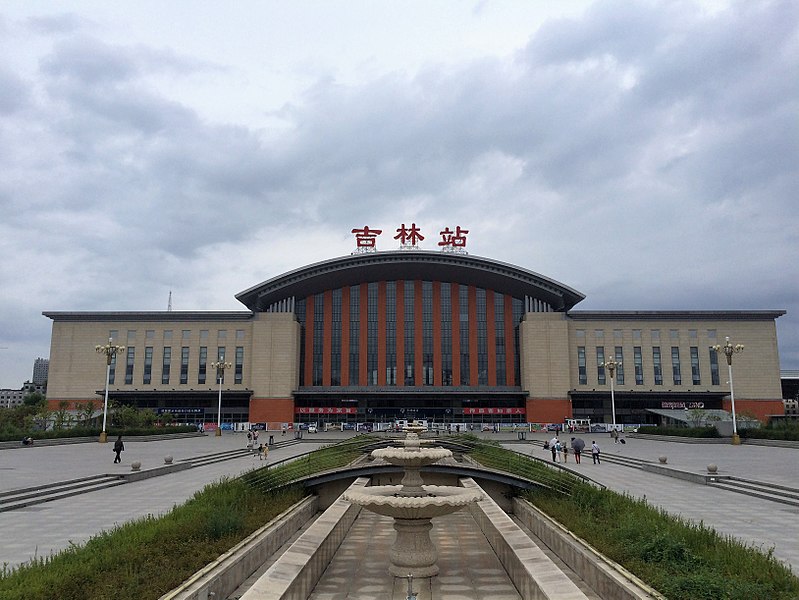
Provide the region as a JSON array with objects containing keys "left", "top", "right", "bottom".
[
  {"left": 611, "top": 428, "right": 619, "bottom": 443},
  {"left": 562, "top": 442, "right": 568, "bottom": 463},
  {"left": 253, "top": 429, "right": 259, "bottom": 444},
  {"left": 113, "top": 435, "right": 124, "bottom": 464},
  {"left": 591, "top": 440, "right": 601, "bottom": 464},
  {"left": 555, "top": 439, "right": 562, "bottom": 463},
  {"left": 571, "top": 437, "right": 585, "bottom": 464},
  {"left": 246, "top": 431, "right": 253, "bottom": 450},
  {"left": 549, "top": 435, "right": 558, "bottom": 462}
]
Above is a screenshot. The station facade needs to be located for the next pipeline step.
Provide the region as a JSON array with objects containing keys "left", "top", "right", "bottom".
[{"left": 44, "top": 250, "right": 785, "bottom": 428}]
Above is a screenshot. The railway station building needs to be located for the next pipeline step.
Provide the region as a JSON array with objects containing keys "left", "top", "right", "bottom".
[{"left": 44, "top": 246, "right": 786, "bottom": 429}]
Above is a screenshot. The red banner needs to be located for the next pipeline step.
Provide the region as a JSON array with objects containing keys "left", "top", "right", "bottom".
[
  {"left": 296, "top": 407, "right": 358, "bottom": 414},
  {"left": 463, "top": 407, "right": 525, "bottom": 415}
]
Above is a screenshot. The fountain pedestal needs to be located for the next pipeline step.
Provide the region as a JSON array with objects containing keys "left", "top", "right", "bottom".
[
  {"left": 343, "top": 424, "right": 482, "bottom": 578},
  {"left": 390, "top": 518, "right": 439, "bottom": 577}
]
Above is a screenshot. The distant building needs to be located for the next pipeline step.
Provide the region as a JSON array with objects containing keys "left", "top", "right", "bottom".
[
  {"left": 32, "top": 357, "right": 49, "bottom": 385},
  {"left": 43, "top": 251, "right": 786, "bottom": 428},
  {"left": 0, "top": 388, "right": 26, "bottom": 409}
]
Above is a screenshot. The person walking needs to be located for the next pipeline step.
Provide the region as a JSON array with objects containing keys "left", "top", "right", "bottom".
[
  {"left": 562, "top": 442, "right": 568, "bottom": 463},
  {"left": 113, "top": 435, "right": 124, "bottom": 464},
  {"left": 571, "top": 437, "right": 585, "bottom": 464},
  {"left": 549, "top": 435, "right": 559, "bottom": 462},
  {"left": 611, "top": 428, "right": 619, "bottom": 443},
  {"left": 591, "top": 440, "right": 601, "bottom": 464}
]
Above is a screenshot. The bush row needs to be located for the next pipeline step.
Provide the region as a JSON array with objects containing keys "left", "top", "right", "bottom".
[
  {"left": 636, "top": 425, "right": 721, "bottom": 437},
  {"left": 0, "top": 425, "right": 198, "bottom": 442}
]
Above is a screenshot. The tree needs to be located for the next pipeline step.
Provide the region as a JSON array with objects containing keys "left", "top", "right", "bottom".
[
  {"left": 23, "top": 392, "right": 46, "bottom": 409},
  {"left": 76, "top": 400, "right": 98, "bottom": 428},
  {"left": 53, "top": 400, "right": 72, "bottom": 430},
  {"left": 686, "top": 409, "right": 707, "bottom": 428}
]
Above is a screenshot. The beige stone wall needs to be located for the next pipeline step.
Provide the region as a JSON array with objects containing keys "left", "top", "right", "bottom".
[
  {"left": 249, "top": 312, "right": 301, "bottom": 398},
  {"left": 46, "top": 317, "right": 257, "bottom": 400},
  {"left": 565, "top": 318, "right": 782, "bottom": 399},
  {"left": 519, "top": 313, "right": 571, "bottom": 399}
]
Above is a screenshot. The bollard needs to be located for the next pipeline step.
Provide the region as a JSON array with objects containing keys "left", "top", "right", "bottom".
[{"left": 131, "top": 461, "right": 141, "bottom": 471}]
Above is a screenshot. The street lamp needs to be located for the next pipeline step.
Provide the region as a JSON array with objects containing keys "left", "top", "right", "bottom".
[
  {"left": 711, "top": 336, "right": 744, "bottom": 445},
  {"left": 210, "top": 359, "right": 232, "bottom": 437},
  {"left": 600, "top": 357, "right": 621, "bottom": 431},
  {"left": 95, "top": 338, "right": 126, "bottom": 443}
]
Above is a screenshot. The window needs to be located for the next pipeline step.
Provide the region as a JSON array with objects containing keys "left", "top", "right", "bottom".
[
  {"left": 707, "top": 329, "right": 717, "bottom": 341},
  {"left": 671, "top": 347, "right": 681, "bottom": 385},
  {"left": 689, "top": 329, "right": 698, "bottom": 340},
  {"left": 476, "top": 288, "right": 487, "bottom": 385},
  {"left": 236, "top": 329, "right": 245, "bottom": 341},
  {"left": 670, "top": 329, "right": 679, "bottom": 341},
  {"left": 368, "top": 283, "right": 379, "bottom": 385},
  {"left": 143, "top": 347, "right": 153, "bottom": 384},
  {"left": 494, "top": 291, "right": 505, "bottom": 385},
  {"left": 690, "top": 346, "right": 701, "bottom": 385},
  {"left": 182, "top": 330, "right": 191, "bottom": 341},
  {"left": 200, "top": 329, "right": 209, "bottom": 341},
  {"left": 127, "top": 330, "right": 136, "bottom": 343},
  {"left": 576, "top": 329, "right": 585, "bottom": 339},
  {"left": 164, "top": 330, "right": 172, "bottom": 341},
  {"left": 613, "top": 329, "right": 623, "bottom": 341},
  {"left": 710, "top": 348, "right": 720, "bottom": 385},
  {"left": 198, "top": 347, "right": 207, "bottom": 385},
  {"left": 653, "top": 347, "right": 663, "bottom": 385},
  {"left": 577, "top": 347, "right": 587, "bottom": 385},
  {"left": 331, "top": 288, "right": 342, "bottom": 386},
  {"left": 125, "top": 347, "right": 135, "bottom": 385},
  {"left": 422, "top": 282, "right": 435, "bottom": 385},
  {"left": 651, "top": 329, "right": 660, "bottom": 342},
  {"left": 217, "top": 347, "right": 227, "bottom": 384},
  {"left": 108, "top": 330, "right": 119, "bottom": 342},
  {"left": 596, "top": 347, "right": 606, "bottom": 385},
  {"left": 218, "top": 329, "right": 227, "bottom": 340},
  {"left": 145, "top": 330, "right": 155, "bottom": 341},
  {"left": 313, "top": 294, "right": 324, "bottom": 386},
  {"left": 440, "top": 282, "right": 452, "bottom": 385},
  {"left": 350, "top": 285, "right": 361, "bottom": 385},
  {"left": 235, "top": 346, "right": 244, "bottom": 384},
  {"left": 614, "top": 346, "right": 624, "bottom": 385},
  {"left": 162, "top": 347, "right": 171, "bottom": 384},
  {"left": 595, "top": 329, "right": 604, "bottom": 340},
  {"left": 634, "top": 346, "right": 643, "bottom": 385},
  {"left": 459, "top": 285, "right": 469, "bottom": 385},
  {"left": 180, "top": 347, "right": 189, "bottom": 384},
  {"left": 632, "top": 329, "right": 642, "bottom": 342}
]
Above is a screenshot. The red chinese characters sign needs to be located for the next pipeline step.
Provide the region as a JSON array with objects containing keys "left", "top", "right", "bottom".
[
  {"left": 296, "top": 407, "right": 358, "bottom": 414},
  {"left": 463, "top": 407, "right": 525, "bottom": 415},
  {"left": 351, "top": 224, "right": 468, "bottom": 252}
]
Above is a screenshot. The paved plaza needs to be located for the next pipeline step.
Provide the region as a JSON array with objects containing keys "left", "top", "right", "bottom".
[{"left": 0, "top": 431, "right": 797, "bottom": 597}]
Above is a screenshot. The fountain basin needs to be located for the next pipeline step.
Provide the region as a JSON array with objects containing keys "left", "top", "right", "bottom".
[
  {"left": 372, "top": 447, "right": 452, "bottom": 466},
  {"left": 344, "top": 485, "right": 482, "bottom": 519}
]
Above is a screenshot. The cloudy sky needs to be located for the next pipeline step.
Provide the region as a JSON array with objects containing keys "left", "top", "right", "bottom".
[{"left": 0, "top": 0, "right": 797, "bottom": 388}]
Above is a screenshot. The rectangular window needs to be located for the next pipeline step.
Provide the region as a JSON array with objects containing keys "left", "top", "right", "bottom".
[
  {"left": 387, "top": 282, "right": 398, "bottom": 385},
  {"left": 182, "top": 329, "right": 191, "bottom": 341},
  {"left": 200, "top": 329, "right": 209, "bottom": 341},
  {"left": 653, "top": 347, "right": 663, "bottom": 385},
  {"left": 108, "top": 354, "right": 117, "bottom": 384},
  {"left": 162, "top": 347, "right": 171, "bottom": 384},
  {"left": 143, "top": 347, "right": 153, "bottom": 384},
  {"left": 368, "top": 283, "right": 380, "bottom": 385},
  {"left": 634, "top": 346, "right": 643, "bottom": 385},
  {"left": 710, "top": 348, "right": 720, "bottom": 385},
  {"left": 422, "top": 282, "right": 434, "bottom": 385},
  {"left": 180, "top": 347, "right": 190, "bottom": 384},
  {"left": 215, "top": 347, "right": 227, "bottom": 384},
  {"left": 109, "top": 329, "right": 119, "bottom": 342},
  {"left": 125, "top": 347, "right": 135, "bottom": 385},
  {"left": 577, "top": 347, "right": 587, "bottom": 385},
  {"left": 671, "top": 346, "right": 681, "bottom": 385},
  {"left": 651, "top": 329, "right": 660, "bottom": 342},
  {"left": 707, "top": 329, "right": 717, "bottom": 341},
  {"left": 632, "top": 329, "right": 642, "bottom": 342},
  {"left": 313, "top": 294, "right": 324, "bottom": 386},
  {"left": 164, "top": 330, "right": 172, "bottom": 341},
  {"left": 476, "top": 288, "right": 487, "bottom": 385},
  {"left": 670, "top": 329, "right": 679, "bottom": 341},
  {"left": 689, "top": 329, "right": 698, "bottom": 340},
  {"left": 576, "top": 329, "right": 585, "bottom": 339},
  {"left": 198, "top": 346, "right": 207, "bottom": 385},
  {"left": 595, "top": 329, "right": 604, "bottom": 340},
  {"left": 350, "top": 285, "right": 361, "bottom": 385},
  {"left": 613, "top": 329, "right": 623, "bottom": 341},
  {"left": 494, "top": 291, "right": 505, "bottom": 386},
  {"left": 145, "top": 329, "right": 155, "bottom": 341},
  {"left": 235, "top": 346, "right": 244, "bottom": 384},
  {"left": 236, "top": 329, "right": 245, "bottom": 341},
  {"left": 440, "top": 283, "right": 452, "bottom": 385},
  {"left": 690, "top": 346, "right": 701, "bottom": 385},
  {"left": 331, "top": 288, "right": 342, "bottom": 386},
  {"left": 596, "top": 347, "right": 606, "bottom": 385},
  {"left": 218, "top": 330, "right": 227, "bottom": 340},
  {"left": 459, "top": 285, "right": 469, "bottom": 385},
  {"left": 127, "top": 330, "right": 136, "bottom": 344},
  {"left": 614, "top": 346, "right": 624, "bottom": 385}
]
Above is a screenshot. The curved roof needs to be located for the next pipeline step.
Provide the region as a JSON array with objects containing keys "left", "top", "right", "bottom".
[{"left": 236, "top": 251, "right": 585, "bottom": 312}]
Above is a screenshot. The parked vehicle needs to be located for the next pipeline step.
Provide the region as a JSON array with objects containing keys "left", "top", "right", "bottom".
[{"left": 307, "top": 424, "right": 318, "bottom": 433}]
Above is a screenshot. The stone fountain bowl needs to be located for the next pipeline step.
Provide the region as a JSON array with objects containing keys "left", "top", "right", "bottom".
[
  {"left": 344, "top": 485, "right": 482, "bottom": 519},
  {"left": 372, "top": 447, "right": 452, "bottom": 467}
]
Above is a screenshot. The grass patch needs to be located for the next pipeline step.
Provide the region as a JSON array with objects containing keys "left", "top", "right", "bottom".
[
  {"left": 0, "top": 436, "right": 377, "bottom": 600},
  {"left": 462, "top": 439, "right": 799, "bottom": 600}
]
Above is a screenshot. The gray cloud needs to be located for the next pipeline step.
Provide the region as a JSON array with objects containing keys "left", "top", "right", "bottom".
[{"left": 0, "top": 0, "right": 797, "bottom": 385}]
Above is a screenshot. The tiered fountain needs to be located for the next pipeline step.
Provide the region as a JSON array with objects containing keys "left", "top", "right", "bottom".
[{"left": 343, "top": 423, "right": 482, "bottom": 577}]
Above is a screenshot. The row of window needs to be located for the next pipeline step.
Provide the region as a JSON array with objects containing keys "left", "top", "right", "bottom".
[
  {"left": 299, "top": 282, "right": 525, "bottom": 388},
  {"left": 109, "top": 329, "right": 246, "bottom": 343},
  {"left": 576, "top": 346, "right": 721, "bottom": 387},
  {"left": 576, "top": 328, "right": 718, "bottom": 341},
  {"left": 109, "top": 345, "right": 245, "bottom": 386}
]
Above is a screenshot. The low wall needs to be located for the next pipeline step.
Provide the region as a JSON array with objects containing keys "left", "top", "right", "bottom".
[
  {"left": 159, "top": 496, "right": 319, "bottom": 600},
  {"left": 511, "top": 498, "right": 664, "bottom": 600},
  {"left": 462, "top": 477, "right": 590, "bottom": 599},
  {"left": 239, "top": 478, "right": 367, "bottom": 600}
]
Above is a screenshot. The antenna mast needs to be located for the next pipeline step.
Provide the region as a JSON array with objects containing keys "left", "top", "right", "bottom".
[{"left": 167, "top": 290, "right": 172, "bottom": 312}]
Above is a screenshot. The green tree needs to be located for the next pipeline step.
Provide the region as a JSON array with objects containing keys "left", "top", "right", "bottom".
[
  {"left": 22, "top": 392, "right": 46, "bottom": 409},
  {"left": 76, "top": 400, "right": 98, "bottom": 428},
  {"left": 52, "top": 400, "right": 72, "bottom": 430}
]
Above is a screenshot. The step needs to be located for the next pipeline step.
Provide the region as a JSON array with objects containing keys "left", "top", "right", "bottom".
[{"left": 0, "top": 478, "right": 127, "bottom": 512}]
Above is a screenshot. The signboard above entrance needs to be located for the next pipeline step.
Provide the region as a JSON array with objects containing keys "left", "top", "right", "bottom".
[{"left": 351, "top": 224, "right": 469, "bottom": 254}]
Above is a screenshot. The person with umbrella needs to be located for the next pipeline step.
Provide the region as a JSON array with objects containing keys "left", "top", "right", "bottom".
[{"left": 570, "top": 437, "right": 585, "bottom": 464}]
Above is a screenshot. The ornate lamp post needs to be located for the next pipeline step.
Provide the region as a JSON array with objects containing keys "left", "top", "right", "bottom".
[
  {"left": 711, "top": 337, "right": 744, "bottom": 445},
  {"left": 95, "top": 338, "right": 126, "bottom": 443},
  {"left": 600, "top": 357, "right": 621, "bottom": 431},
  {"left": 210, "top": 359, "right": 232, "bottom": 437}
]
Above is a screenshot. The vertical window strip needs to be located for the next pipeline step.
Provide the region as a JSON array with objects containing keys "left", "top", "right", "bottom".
[
  {"left": 422, "top": 281, "right": 434, "bottom": 385},
  {"left": 441, "top": 283, "right": 452, "bottom": 386},
  {"left": 653, "top": 346, "right": 663, "bottom": 385},
  {"left": 690, "top": 346, "right": 700, "bottom": 385},
  {"left": 596, "top": 347, "right": 606, "bottom": 385},
  {"left": 671, "top": 346, "right": 681, "bottom": 385},
  {"left": 386, "top": 282, "right": 397, "bottom": 385},
  {"left": 198, "top": 346, "right": 207, "bottom": 385},
  {"left": 614, "top": 346, "right": 624, "bottom": 385},
  {"left": 634, "top": 346, "right": 643, "bottom": 385},
  {"left": 143, "top": 346, "right": 153, "bottom": 385},
  {"left": 476, "top": 288, "right": 488, "bottom": 385},
  {"left": 494, "top": 292, "right": 506, "bottom": 385},
  {"left": 180, "top": 347, "right": 189, "bottom": 384},
  {"left": 710, "top": 348, "right": 720, "bottom": 385},
  {"left": 125, "top": 347, "right": 135, "bottom": 385},
  {"left": 331, "top": 288, "right": 342, "bottom": 386},
  {"left": 368, "top": 282, "right": 379, "bottom": 385},
  {"left": 313, "top": 293, "right": 324, "bottom": 386},
  {"left": 577, "top": 346, "right": 587, "bottom": 385},
  {"left": 459, "top": 285, "right": 469, "bottom": 385},
  {"left": 295, "top": 298, "right": 306, "bottom": 387},
  {"left": 235, "top": 346, "right": 244, "bottom": 384},
  {"left": 405, "top": 281, "right": 415, "bottom": 385},
  {"left": 162, "top": 347, "right": 171, "bottom": 384},
  {"left": 349, "top": 286, "right": 360, "bottom": 385}
]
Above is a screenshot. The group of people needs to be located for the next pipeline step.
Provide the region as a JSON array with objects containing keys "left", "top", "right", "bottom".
[
  {"left": 546, "top": 435, "right": 602, "bottom": 464},
  {"left": 247, "top": 429, "right": 269, "bottom": 460}
]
